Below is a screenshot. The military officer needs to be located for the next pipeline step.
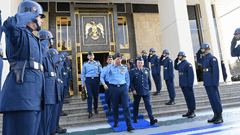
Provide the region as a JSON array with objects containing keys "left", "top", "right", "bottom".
[
  {"left": 196, "top": 43, "right": 223, "bottom": 124},
  {"left": 129, "top": 58, "right": 136, "bottom": 69},
  {"left": 48, "top": 49, "right": 67, "bottom": 134},
  {"left": 100, "top": 55, "right": 113, "bottom": 112},
  {"left": 174, "top": 52, "right": 196, "bottom": 118},
  {"left": 130, "top": 57, "right": 158, "bottom": 125},
  {"left": 0, "top": 10, "right": 3, "bottom": 91},
  {"left": 159, "top": 49, "right": 175, "bottom": 105},
  {"left": 231, "top": 28, "right": 240, "bottom": 57},
  {"left": 37, "top": 30, "right": 56, "bottom": 135},
  {"left": 0, "top": 1, "right": 45, "bottom": 134},
  {"left": 221, "top": 60, "right": 227, "bottom": 82},
  {"left": 106, "top": 52, "right": 135, "bottom": 131},
  {"left": 148, "top": 48, "right": 162, "bottom": 95},
  {"left": 62, "top": 52, "right": 72, "bottom": 99},
  {"left": 81, "top": 51, "right": 102, "bottom": 118},
  {"left": 141, "top": 50, "right": 149, "bottom": 68}
]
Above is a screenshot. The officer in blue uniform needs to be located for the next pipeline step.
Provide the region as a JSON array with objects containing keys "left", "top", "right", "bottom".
[
  {"left": 196, "top": 43, "right": 223, "bottom": 124},
  {"left": 130, "top": 57, "right": 158, "bottom": 125},
  {"left": 48, "top": 49, "right": 67, "bottom": 134},
  {"left": 0, "top": 10, "right": 3, "bottom": 91},
  {"left": 0, "top": 1, "right": 45, "bottom": 134},
  {"left": 231, "top": 28, "right": 240, "bottom": 57},
  {"left": 174, "top": 52, "right": 196, "bottom": 118},
  {"left": 159, "top": 49, "right": 175, "bottom": 104},
  {"left": 129, "top": 58, "right": 136, "bottom": 69},
  {"left": 100, "top": 55, "right": 113, "bottom": 112},
  {"left": 148, "top": 48, "right": 162, "bottom": 95},
  {"left": 37, "top": 30, "right": 57, "bottom": 135},
  {"left": 81, "top": 51, "right": 102, "bottom": 118},
  {"left": 106, "top": 52, "right": 134, "bottom": 131},
  {"left": 62, "top": 52, "right": 72, "bottom": 99},
  {"left": 141, "top": 50, "right": 149, "bottom": 68},
  {"left": 221, "top": 60, "right": 227, "bottom": 82}
]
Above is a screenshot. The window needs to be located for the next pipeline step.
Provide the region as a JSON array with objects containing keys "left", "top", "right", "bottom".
[
  {"left": 118, "top": 17, "right": 129, "bottom": 49},
  {"left": 56, "top": 2, "right": 70, "bottom": 12},
  {"left": 56, "top": 16, "right": 71, "bottom": 51}
]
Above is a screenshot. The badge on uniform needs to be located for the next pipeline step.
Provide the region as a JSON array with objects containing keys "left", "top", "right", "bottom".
[
  {"left": 121, "top": 66, "right": 126, "bottom": 73},
  {"left": 94, "top": 64, "right": 98, "bottom": 67},
  {"left": 213, "top": 58, "right": 216, "bottom": 61},
  {"left": 169, "top": 60, "right": 172, "bottom": 62},
  {"left": 145, "top": 70, "right": 148, "bottom": 74},
  {"left": 113, "top": 70, "right": 116, "bottom": 73},
  {"left": 87, "top": 66, "right": 90, "bottom": 69},
  {"left": 189, "top": 65, "right": 192, "bottom": 67}
]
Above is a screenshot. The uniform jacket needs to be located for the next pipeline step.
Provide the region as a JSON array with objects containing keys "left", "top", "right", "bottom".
[
  {"left": 0, "top": 12, "right": 45, "bottom": 111},
  {"left": 159, "top": 57, "right": 174, "bottom": 80},
  {"left": 148, "top": 54, "right": 160, "bottom": 75},
  {"left": 42, "top": 51, "right": 57, "bottom": 105},
  {"left": 81, "top": 60, "right": 102, "bottom": 84},
  {"left": 130, "top": 62, "right": 136, "bottom": 69},
  {"left": 100, "top": 64, "right": 111, "bottom": 85},
  {"left": 108, "top": 64, "right": 130, "bottom": 89},
  {"left": 230, "top": 37, "right": 240, "bottom": 57},
  {"left": 130, "top": 67, "right": 151, "bottom": 96},
  {"left": 197, "top": 52, "right": 219, "bottom": 86},
  {"left": 174, "top": 60, "right": 194, "bottom": 87},
  {"left": 143, "top": 55, "right": 149, "bottom": 68}
]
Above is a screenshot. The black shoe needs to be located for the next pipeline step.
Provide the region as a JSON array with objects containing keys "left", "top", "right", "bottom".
[
  {"left": 88, "top": 113, "right": 93, "bottom": 118},
  {"left": 187, "top": 110, "right": 196, "bottom": 118},
  {"left": 55, "top": 126, "right": 67, "bottom": 133},
  {"left": 63, "top": 100, "right": 69, "bottom": 104},
  {"left": 214, "top": 113, "right": 223, "bottom": 124},
  {"left": 108, "top": 107, "right": 112, "bottom": 112},
  {"left": 153, "top": 91, "right": 161, "bottom": 95},
  {"left": 60, "top": 112, "right": 68, "bottom": 116},
  {"left": 182, "top": 110, "right": 191, "bottom": 117},
  {"left": 208, "top": 113, "right": 218, "bottom": 123},
  {"left": 127, "top": 125, "right": 135, "bottom": 132},
  {"left": 165, "top": 99, "right": 175, "bottom": 105},
  {"left": 95, "top": 110, "right": 98, "bottom": 114},
  {"left": 133, "top": 119, "right": 138, "bottom": 123},
  {"left": 113, "top": 123, "right": 118, "bottom": 128},
  {"left": 150, "top": 119, "right": 158, "bottom": 125}
]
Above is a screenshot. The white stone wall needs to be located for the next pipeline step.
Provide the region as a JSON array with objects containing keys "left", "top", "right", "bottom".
[{"left": 0, "top": 0, "right": 23, "bottom": 88}]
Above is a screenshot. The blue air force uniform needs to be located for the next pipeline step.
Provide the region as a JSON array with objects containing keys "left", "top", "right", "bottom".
[
  {"left": 148, "top": 54, "right": 161, "bottom": 92},
  {"left": 159, "top": 56, "right": 175, "bottom": 100},
  {"left": 0, "top": 2, "right": 46, "bottom": 134},
  {"left": 130, "top": 62, "right": 136, "bottom": 69},
  {"left": 143, "top": 55, "right": 149, "bottom": 68},
  {"left": 197, "top": 43, "right": 223, "bottom": 124},
  {"left": 221, "top": 61, "right": 227, "bottom": 82},
  {"left": 174, "top": 59, "right": 196, "bottom": 111},
  {"left": 107, "top": 53, "right": 134, "bottom": 130},
  {"left": 37, "top": 40, "right": 57, "bottom": 135},
  {"left": 231, "top": 28, "right": 240, "bottom": 57},
  {"left": 130, "top": 65, "right": 156, "bottom": 124},
  {"left": 81, "top": 52, "right": 102, "bottom": 114},
  {"left": 100, "top": 56, "right": 113, "bottom": 109},
  {"left": 0, "top": 10, "right": 3, "bottom": 91}
]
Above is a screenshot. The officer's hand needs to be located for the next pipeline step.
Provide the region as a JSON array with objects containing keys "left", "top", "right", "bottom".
[
  {"left": 149, "top": 90, "right": 151, "bottom": 92},
  {"left": 133, "top": 91, "right": 137, "bottom": 95},
  {"left": 81, "top": 84, "right": 84, "bottom": 88},
  {"left": 104, "top": 84, "right": 108, "bottom": 90}
]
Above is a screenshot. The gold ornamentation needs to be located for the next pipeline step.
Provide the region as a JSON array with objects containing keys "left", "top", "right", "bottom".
[{"left": 85, "top": 21, "right": 104, "bottom": 40}]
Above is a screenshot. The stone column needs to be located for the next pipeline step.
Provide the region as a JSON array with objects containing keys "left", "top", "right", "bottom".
[
  {"left": 158, "top": 0, "right": 198, "bottom": 86},
  {"left": 212, "top": 5, "right": 231, "bottom": 82},
  {"left": 199, "top": 0, "right": 224, "bottom": 83}
]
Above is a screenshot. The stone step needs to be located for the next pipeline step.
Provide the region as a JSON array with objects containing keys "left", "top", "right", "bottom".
[
  {"left": 63, "top": 85, "right": 239, "bottom": 107},
  {"left": 59, "top": 95, "right": 240, "bottom": 123},
  {"left": 59, "top": 102, "right": 239, "bottom": 128},
  {"left": 61, "top": 90, "right": 240, "bottom": 115}
]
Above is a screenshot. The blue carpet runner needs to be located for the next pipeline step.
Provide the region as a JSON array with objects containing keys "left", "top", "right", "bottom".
[{"left": 99, "top": 93, "right": 159, "bottom": 132}]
